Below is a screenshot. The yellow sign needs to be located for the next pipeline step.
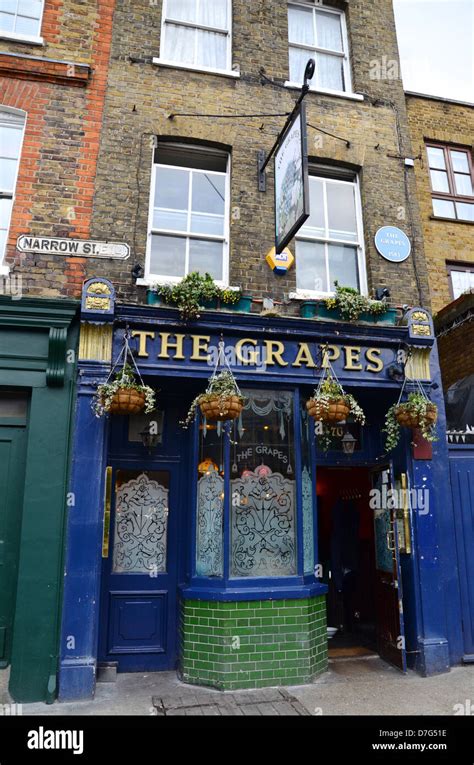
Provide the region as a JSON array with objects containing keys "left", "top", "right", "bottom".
[{"left": 265, "top": 246, "right": 294, "bottom": 275}]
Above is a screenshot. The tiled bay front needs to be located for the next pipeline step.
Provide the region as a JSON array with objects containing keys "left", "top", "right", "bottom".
[{"left": 180, "top": 596, "right": 328, "bottom": 690}]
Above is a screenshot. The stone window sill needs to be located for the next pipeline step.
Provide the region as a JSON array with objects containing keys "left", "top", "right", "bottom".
[
  {"left": 152, "top": 58, "right": 240, "bottom": 80},
  {"left": 0, "top": 32, "right": 44, "bottom": 46},
  {"left": 284, "top": 81, "right": 364, "bottom": 102},
  {"left": 430, "top": 215, "right": 474, "bottom": 226}
]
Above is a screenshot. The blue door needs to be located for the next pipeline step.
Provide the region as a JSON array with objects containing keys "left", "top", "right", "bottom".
[
  {"left": 99, "top": 463, "right": 180, "bottom": 672},
  {"left": 450, "top": 449, "right": 474, "bottom": 659}
]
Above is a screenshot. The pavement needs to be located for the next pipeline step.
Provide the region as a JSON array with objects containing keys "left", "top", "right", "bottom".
[{"left": 1, "top": 657, "right": 473, "bottom": 716}]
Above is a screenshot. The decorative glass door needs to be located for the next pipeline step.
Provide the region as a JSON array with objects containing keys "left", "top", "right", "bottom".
[{"left": 99, "top": 466, "right": 179, "bottom": 672}]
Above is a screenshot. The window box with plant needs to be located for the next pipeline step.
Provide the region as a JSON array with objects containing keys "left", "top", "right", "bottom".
[
  {"left": 300, "top": 283, "right": 398, "bottom": 324},
  {"left": 149, "top": 272, "right": 247, "bottom": 321}
]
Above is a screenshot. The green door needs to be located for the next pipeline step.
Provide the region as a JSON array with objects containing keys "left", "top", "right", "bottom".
[{"left": 0, "top": 418, "right": 27, "bottom": 667}]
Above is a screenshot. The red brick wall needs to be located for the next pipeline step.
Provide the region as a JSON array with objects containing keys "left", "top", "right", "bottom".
[{"left": 0, "top": 1, "right": 116, "bottom": 297}]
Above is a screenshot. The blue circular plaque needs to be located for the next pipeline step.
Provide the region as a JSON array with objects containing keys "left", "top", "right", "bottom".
[{"left": 374, "top": 226, "right": 411, "bottom": 263}]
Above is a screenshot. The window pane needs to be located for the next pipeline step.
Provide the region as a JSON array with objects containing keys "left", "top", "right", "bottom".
[
  {"left": 196, "top": 428, "right": 224, "bottom": 577},
  {"left": 230, "top": 390, "right": 296, "bottom": 578},
  {"left": 188, "top": 239, "right": 223, "bottom": 280},
  {"left": 289, "top": 45, "right": 313, "bottom": 83},
  {"left": 199, "top": 0, "right": 228, "bottom": 30},
  {"left": 154, "top": 166, "right": 189, "bottom": 230},
  {"left": 196, "top": 28, "right": 227, "bottom": 68},
  {"left": 0, "top": 12, "right": 15, "bottom": 32},
  {"left": 454, "top": 173, "right": 474, "bottom": 196},
  {"left": 191, "top": 172, "right": 225, "bottom": 235},
  {"left": 432, "top": 198, "right": 455, "bottom": 218},
  {"left": 288, "top": 6, "right": 314, "bottom": 45},
  {"left": 316, "top": 10, "right": 343, "bottom": 51},
  {"left": 427, "top": 146, "right": 446, "bottom": 169},
  {"left": 430, "top": 169, "right": 449, "bottom": 193},
  {"left": 163, "top": 23, "right": 195, "bottom": 64},
  {"left": 0, "top": 157, "right": 18, "bottom": 191},
  {"left": 301, "top": 177, "right": 325, "bottom": 237},
  {"left": 327, "top": 182, "right": 357, "bottom": 241},
  {"left": 150, "top": 234, "right": 186, "bottom": 277},
  {"left": 0, "top": 196, "right": 13, "bottom": 228},
  {"left": 0, "top": 125, "right": 23, "bottom": 159},
  {"left": 0, "top": 1, "right": 17, "bottom": 13},
  {"left": 18, "top": 0, "right": 43, "bottom": 18},
  {"left": 296, "top": 240, "right": 327, "bottom": 292},
  {"left": 327, "top": 244, "right": 359, "bottom": 291},
  {"left": 451, "top": 270, "right": 474, "bottom": 299},
  {"left": 166, "top": 0, "right": 197, "bottom": 23},
  {"left": 456, "top": 202, "right": 474, "bottom": 221},
  {"left": 0, "top": 229, "right": 6, "bottom": 258},
  {"left": 113, "top": 471, "right": 169, "bottom": 574},
  {"left": 450, "top": 150, "right": 470, "bottom": 173},
  {"left": 317, "top": 52, "right": 344, "bottom": 90},
  {"left": 14, "top": 15, "right": 38, "bottom": 35}
]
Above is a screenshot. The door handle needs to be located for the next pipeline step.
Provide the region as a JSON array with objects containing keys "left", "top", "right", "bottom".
[
  {"left": 102, "top": 466, "right": 112, "bottom": 558},
  {"left": 386, "top": 529, "right": 396, "bottom": 552}
]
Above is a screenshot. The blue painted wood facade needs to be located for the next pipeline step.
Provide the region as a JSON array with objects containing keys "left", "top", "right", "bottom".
[{"left": 58, "top": 303, "right": 466, "bottom": 700}]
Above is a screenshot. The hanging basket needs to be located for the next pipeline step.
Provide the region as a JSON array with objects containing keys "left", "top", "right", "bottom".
[
  {"left": 199, "top": 394, "right": 243, "bottom": 422},
  {"left": 106, "top": 387, "right": 146, "bottom": 415},
  {"left": 306, "top": 396, "right": 350, "bottom": 423},
  {"left": 394, "top": 402, "right": 437, "bottom": 429}
]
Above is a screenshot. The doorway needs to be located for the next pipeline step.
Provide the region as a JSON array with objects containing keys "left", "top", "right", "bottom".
[{"left": 317, "top": 465, "right": 407, "bottom": 670}]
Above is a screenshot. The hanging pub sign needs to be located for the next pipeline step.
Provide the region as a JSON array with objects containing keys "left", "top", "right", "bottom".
[{"left": 274, "top": 101, "right": 310, "bottom": 254}]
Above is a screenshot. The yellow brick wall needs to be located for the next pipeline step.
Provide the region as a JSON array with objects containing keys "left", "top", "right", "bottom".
[{"left": 406, "top": 94, "right": 474, "bottom": 314}]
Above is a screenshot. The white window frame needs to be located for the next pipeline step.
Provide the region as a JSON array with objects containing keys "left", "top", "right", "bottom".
[
  {"left": 145, "top": 147, "right": 231, "bottom": 287},
  {"left": 0, "top": 106, "right": 26, "bottom": 273},
  {"left": 286, "top": 1, "right": 353, "bottom": 96},
  {"left": 0, "top": 0, "right": 45, "bottom": 46},
  {"left": 294, "top": 173, "right": 367, "bottom": 298},
  {"left": 157, "top": 0, "right": 234, "bottom": 77}
]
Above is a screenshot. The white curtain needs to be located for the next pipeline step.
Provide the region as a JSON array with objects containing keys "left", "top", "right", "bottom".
[
  {"left": 317, "top": 52, "right": 344, "bottom": 90},
  {"left": 316, "top": 10, "right": 342, "bottom": 51},
  {"left": 199, "top": 0, "right": 228, "bottom": 30},
  {"left": 163, "top": 22, "right": 195, "bottom": 65},
  {"left": 288, "top": 6, "right": 314, "bottom": 46},
  {"left": 196, "top": 29, "right": 227, "bottom": 69}
]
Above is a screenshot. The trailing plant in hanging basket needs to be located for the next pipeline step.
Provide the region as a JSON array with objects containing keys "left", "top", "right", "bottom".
[
  {"left": 182, "top": 370, "right": 245, "bottom": 428},
  {"left": 383, "top": 392, "right": 438, "bottom": 452},
  {"left": 306, "top": 374, "right": 365, "bottom": 424},
  {"left": 325, "top": 282, "right": 389, "bottom": 322},
  {"left": 93, "top": 363, "right": 156, "bottom": 418}
]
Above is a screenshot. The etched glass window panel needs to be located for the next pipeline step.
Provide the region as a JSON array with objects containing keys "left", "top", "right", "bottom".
[
  {"left": 316, "top": 10, "right": 343, "bottom": 51},
  {"left": 296, "top": 240, "right": 327, "bottom": 292},
  {"left": 427, "top": 146, "right": 446, "bottom": 169},
  {"left": 288, "top": 6, "right": 314, "bottom": 45},
  {"left": 301, "top": 406, "right": 315, "bottom": 575},
  {"left": 112, "top": 471, "right": 169, "bottom": 574},
  {"left": 317, "top": 52, "right": 344, "bottom": 90},
  {"left": 450, "top": 150, "right": 470, "bottom": 173},
  {"left": 230, "top": 390, "right": 297, "bottom": 577},
  {"left": 327, "top": 182, "right": 357, "bottom": 241},
  {"left": 196, "top": 423, "right": 224, "bottom": 576},
  {"left": 150, "top": 234, "right": 186, "bottom": 277},
  {"left": 328, "top": 244, "right": 359, "bottom": 292}
]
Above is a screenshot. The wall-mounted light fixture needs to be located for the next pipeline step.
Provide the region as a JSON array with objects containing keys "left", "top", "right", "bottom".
[{"left": 341, "top": 431, "right": 357, "bottom": 456}]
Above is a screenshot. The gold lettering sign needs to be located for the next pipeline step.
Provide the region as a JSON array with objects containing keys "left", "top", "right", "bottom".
[{"left": 125, "top": 332, "right": 386, "bottom": 374}]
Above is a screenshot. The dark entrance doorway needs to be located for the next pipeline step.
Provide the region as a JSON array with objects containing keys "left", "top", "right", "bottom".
[{"left": 317, "top": 465, "right": 407, "bottom": 670}]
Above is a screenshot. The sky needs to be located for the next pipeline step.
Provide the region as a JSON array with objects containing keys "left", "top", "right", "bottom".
[{"left": 393, "top": 0, "right": 474, "bottom": 102}]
